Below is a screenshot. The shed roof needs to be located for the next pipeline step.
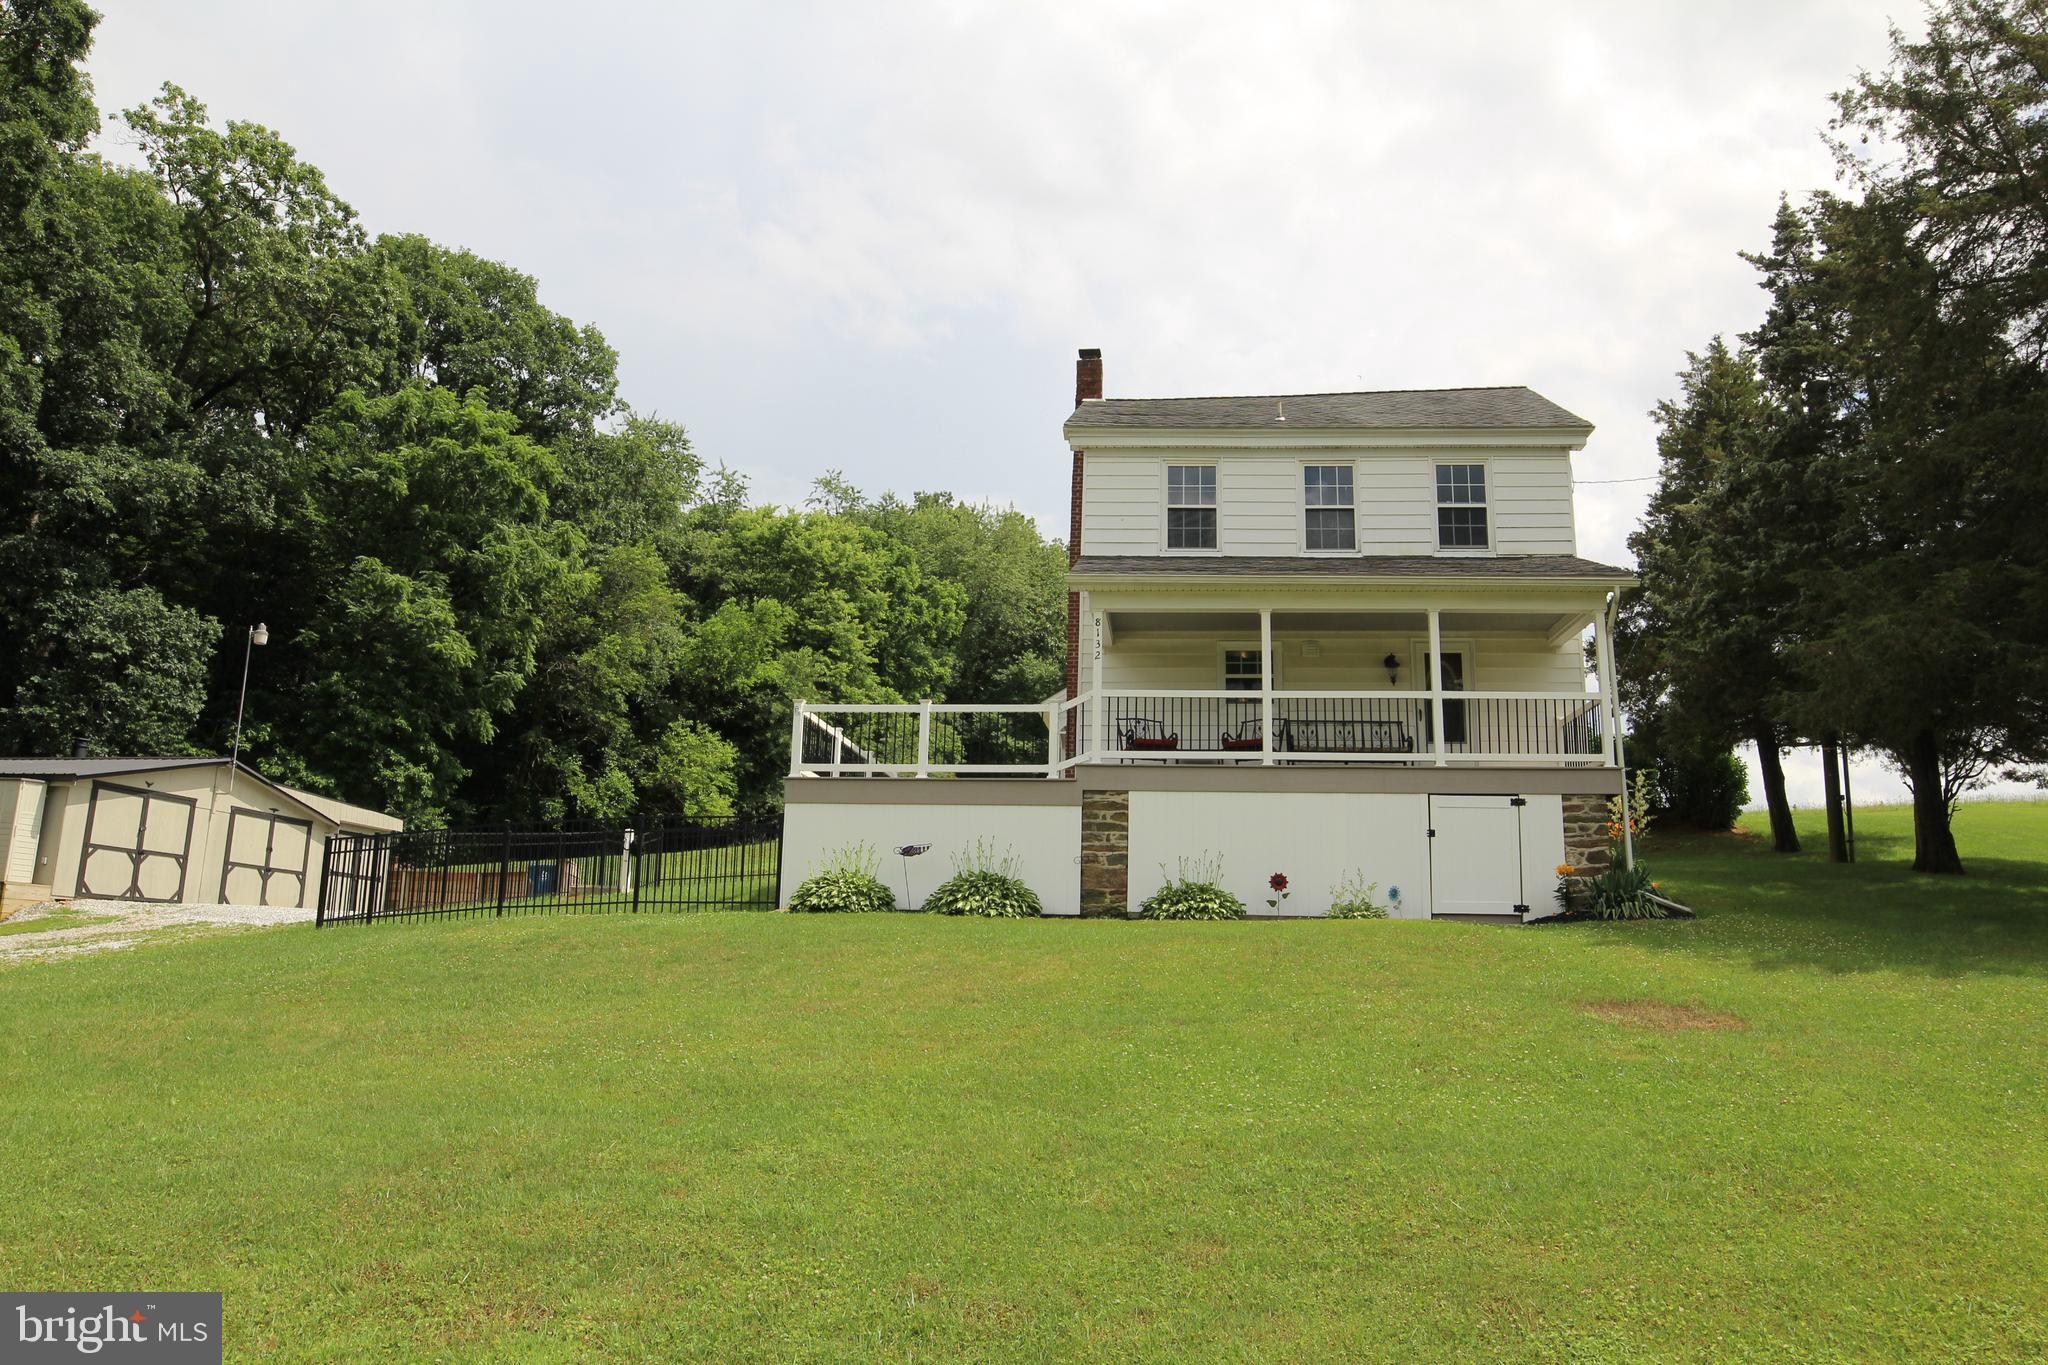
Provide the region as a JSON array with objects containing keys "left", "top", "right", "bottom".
[
  {"left": 1064, "top": 386, "right": 1591, "bottom": 435},
  {"left": 0, "top": 756, "right": 401, "bottom": 831}
]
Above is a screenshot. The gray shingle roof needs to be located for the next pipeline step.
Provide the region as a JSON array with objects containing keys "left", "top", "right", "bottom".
[
  {"left": 1069, "top": 554, "right": 1634, "bottom": 580},
  {"left": 1065, "top": 386, "right": 1591, "bottom": 434}
]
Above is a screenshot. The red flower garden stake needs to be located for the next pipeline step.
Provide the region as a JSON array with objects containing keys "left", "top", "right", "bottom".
[{"left": 1266, "top": 872, "right": 1290, "bottom": 910}]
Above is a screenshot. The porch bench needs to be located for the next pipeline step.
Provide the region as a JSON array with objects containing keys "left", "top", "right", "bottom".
[{"left": 1279, "top": 719, "right": 1414, "bottom": 755}]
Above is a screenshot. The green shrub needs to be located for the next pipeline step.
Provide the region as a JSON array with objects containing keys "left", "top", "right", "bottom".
[
  {"left": 924, "top": 840, "right": 1042, "bottom": 918},
  {"left": 1662, "top": 747, "right": 1749, "bottom": 831},
  {"left": 1140, "top": 855, "right": 1245, "bottom": 921},
  {"left": 1327, "top": 871, "right": 1388, "bottom": 919},
  {"left": 1584, "top": 862, "right": 1667, "bottom": 921},
  {"left": 788, "top": 843, "right": 897, "bottom": 913}
]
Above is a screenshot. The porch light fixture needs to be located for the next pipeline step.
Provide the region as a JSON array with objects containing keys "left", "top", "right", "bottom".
[{"left": 1383, "top": 653, "right": 1400, "bottom": 687}]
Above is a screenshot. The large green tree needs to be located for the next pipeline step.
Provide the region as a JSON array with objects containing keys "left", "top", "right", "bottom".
[{"left": 1626, "top": 339, "right": 1805, "bottom": 851}]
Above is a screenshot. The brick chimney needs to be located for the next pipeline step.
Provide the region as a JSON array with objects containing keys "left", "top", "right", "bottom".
[{"left": 1075, "top": 347, "right": 1103, "bottom": 407}]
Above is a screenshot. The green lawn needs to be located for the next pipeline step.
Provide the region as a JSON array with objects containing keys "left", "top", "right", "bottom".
[
  {"left": 0, "top": 908, "right": 116, "bottom": 936},
  {"left": 3, "top": 804, "right": 2045, "bottom": 1361}
]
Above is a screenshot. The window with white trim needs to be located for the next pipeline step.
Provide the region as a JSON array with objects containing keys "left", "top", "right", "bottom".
[
  {"left": 1165, "top": 464, "right": 1218, "bottom": 550},
  {"left": 1222, "top": 649, "right": 1263, "bottom": 691},
  {"left": 1435, "top": 463, "right": 1488, "bottom": 549},
  {"left": 1303, "top": 464, "right": 1356, "bottom": 551}
]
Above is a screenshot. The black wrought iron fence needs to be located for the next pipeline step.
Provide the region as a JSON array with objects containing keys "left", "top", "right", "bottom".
[{"left": 317, "top": 815, "right": 782, "bottom": 925}]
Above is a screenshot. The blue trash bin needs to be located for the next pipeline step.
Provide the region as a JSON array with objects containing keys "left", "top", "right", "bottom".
[{"left": 528, "top": 862, "right": 558, "bottom": 896}]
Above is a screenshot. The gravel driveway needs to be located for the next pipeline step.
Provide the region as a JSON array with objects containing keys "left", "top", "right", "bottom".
[{"left": 0, "top": 898, "right": 315, "bottom": 963}]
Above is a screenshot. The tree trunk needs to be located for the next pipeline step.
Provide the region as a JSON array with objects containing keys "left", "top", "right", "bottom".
[
  {"left": 1904, "top": 729, "right": 1965, "bottom": 875},
  {"left": 1820, "top": 736, "right": 1849, "bottom": 863},
  {"left": 1752, "top": 724, "right": 1801, "bottom": 852}
]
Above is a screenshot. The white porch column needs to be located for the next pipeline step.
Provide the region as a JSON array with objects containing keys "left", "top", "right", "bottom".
[
  {"left": 1044, "top": 701, "right": 1059, "bottom": 778},
  {"left": 1592, "top": 600, "right": 1619, "bottom": 767},
  {"left": 1086, "top": 591, "right": 1103, "bottom": 761},
  {"left": 788, "top": 700, "right": 807, "bottom": 777},
  {"left": 1427, "top": 608, "right": 1447, "bottom": 767},
  {"left": 916, "top": 699, "right": 933, "bottom": 778},
  {"left": 1259, "top": 607, "right": 1275, "bottom": 764}
]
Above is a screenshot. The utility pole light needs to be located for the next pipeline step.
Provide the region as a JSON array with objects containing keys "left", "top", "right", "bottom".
[{"left": 227, "top": 622, "right": 268, "bottom": 801}]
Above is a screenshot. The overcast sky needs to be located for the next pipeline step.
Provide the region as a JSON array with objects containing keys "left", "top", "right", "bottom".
[{"left": 80, "top": 0, "right": 2042, "bottom": 808}]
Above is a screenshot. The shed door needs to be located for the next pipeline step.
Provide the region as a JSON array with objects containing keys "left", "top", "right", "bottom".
[
  {"left": 77, "top": 781, "right": 197, "bottom": 902},
  {"left": 220, "top": 809, "right": 315, "bottom": 907},
  {"left": 1428, "top": 795, "right": 1525, "bottom": 916}
]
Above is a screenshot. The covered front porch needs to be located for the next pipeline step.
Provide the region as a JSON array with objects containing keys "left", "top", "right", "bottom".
[
  {"left": 1078, "top": 595, "right": 1616, "bottom": 768},
  {"left": 787, "top": 587, "right": 1624, "bottom": 776}
]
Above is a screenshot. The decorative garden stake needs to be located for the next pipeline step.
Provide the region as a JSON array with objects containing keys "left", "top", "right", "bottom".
[
  {"left": 1265, "top": 872, "right": 1291, "bottom": 911},
  {"left": 895, "top": 844, "right": 930, "bottom": 910}
]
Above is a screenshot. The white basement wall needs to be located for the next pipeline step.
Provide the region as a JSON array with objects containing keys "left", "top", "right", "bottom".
[
  {"left": 781, "top": 801, "right": 1082, "bottom": 914},
  {"left": 1126, "top": 790, "right": 1435, "bottom": 918}
]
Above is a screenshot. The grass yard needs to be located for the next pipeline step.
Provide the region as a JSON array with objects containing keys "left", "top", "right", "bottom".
[
  {"left": 3, "top": 803, "right": 2045, "bottom": 1360},
  {"left": 0, "top": 908, "right": 117, "bottom": 937}
]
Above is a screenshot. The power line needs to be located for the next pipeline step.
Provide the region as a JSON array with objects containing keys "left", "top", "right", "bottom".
[{"left": 1572, "top": 476, "right": 1657, "bottom": 485}]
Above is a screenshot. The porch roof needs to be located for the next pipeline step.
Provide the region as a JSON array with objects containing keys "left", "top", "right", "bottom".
[{"left": 1069, "top": 554, "right": 1634, "bottom": 585}]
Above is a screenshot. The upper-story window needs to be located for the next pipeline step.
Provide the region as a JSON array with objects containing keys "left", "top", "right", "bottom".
[
  {"left": 1303, "top": 464, "right": 1356, "bottom": 551},
  {"left": 1165, "top": 464, "right": 1218, "bottom": 550},
  {"left": 1436, "top": 463, "right": 1489, "bottom": 550}
]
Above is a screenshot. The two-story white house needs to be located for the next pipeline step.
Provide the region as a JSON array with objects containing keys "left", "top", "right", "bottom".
[{"left": 780, "top": 349, "right": 1635, "bottom": 920}]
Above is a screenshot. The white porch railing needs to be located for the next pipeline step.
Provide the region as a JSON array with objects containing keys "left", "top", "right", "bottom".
[{"left": 790, "top": 688, "right": 1608, "bottom": 777}]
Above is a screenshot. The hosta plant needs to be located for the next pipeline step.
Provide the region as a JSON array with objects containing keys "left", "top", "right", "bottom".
[
  {"left": 925, "top": 840, "right": 1042, "bottom": 918},
  {"left": 788, "top": 843, "right": 897, "bottom": 913},
  {"left": 1140, "top": 854, "right": 1245, "bottom": 921}
]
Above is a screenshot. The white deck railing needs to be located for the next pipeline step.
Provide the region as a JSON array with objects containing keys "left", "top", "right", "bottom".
[{"left": 791, "top": 688, "right": 1610, "bottom": 777}]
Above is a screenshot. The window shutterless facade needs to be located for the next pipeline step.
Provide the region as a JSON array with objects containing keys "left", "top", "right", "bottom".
[
  {"left": 1165, "top": 464, "right": 1218, "bottom": 550},
  {"left": 1435, "top": 462, "right": 1489, "bottom": 549},
  {"left": 1303, "top": 464, "right": 1356, "bottom": 551}
]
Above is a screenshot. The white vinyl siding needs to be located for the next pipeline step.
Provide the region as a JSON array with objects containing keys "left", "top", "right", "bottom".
[
  {"left": 1486, "top": 453, "right": 1577, "bottom": 554},
  {"left": 1099, "top": 629, "right": 1585, "bottom": 694},
  {"left": 1078, "top": 448, "right": 1577, "bottom": 558}
]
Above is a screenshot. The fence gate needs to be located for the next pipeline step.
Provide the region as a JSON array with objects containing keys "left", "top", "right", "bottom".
[{"left": 318, "top": 816, "right": 783, "bottom": 925}]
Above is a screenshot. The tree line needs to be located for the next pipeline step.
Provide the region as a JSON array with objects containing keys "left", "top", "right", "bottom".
[
  {"left": 1624, "top": 0, "right": 2048, "bottom": 874},
  {"left": 0, "top": 0, "right": 1065, "bottom": 824}
]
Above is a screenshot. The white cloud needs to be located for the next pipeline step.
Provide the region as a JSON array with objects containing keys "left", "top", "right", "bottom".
[{"left": 85, "top": 0, "right": 1908, "bottom": 552}]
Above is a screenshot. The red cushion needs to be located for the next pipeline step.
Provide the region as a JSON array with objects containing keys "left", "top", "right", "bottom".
[
  {"left": 1126, "top": 736, "right": 1180, "bottom": 750},
  {"left": 1219, "top": 738, "right": 1263, "bottom": 750}
]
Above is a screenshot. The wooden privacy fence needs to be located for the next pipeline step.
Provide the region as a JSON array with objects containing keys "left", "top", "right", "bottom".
[{"left": 317, "top": 817, "right": 782, "bottom": 925}]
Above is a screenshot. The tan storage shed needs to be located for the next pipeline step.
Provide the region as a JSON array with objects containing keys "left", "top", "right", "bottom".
[{"left": 0, "top": 758, "right": 401, "bottom": 918}]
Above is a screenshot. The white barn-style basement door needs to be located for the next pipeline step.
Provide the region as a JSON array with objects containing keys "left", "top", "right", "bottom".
[{"left": 1427, "top": 794, "right": 1567, "bottom": 918}]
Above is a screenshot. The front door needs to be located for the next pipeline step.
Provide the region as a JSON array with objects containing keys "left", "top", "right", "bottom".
[
  {"left": 1413, "top": 648, "right": 1468, "bottom": 747},
  {"left": 1428, "top": 795, "right": 1524, "bottom": 916}
]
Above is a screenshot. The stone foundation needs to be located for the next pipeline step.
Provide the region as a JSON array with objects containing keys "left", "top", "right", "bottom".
[
  {"left": 1562, "top": 794, "right": 1614, "bottom": 899},
  {"left": 1079, "top": 788, "right": 1129, "bottom": 917}
]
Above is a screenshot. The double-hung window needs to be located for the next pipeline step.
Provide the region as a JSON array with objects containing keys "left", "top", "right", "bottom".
[
  {"left": 1165, "top": 464, "right": 1218, "bottom": 550},
  {"left": 1222, "top": 649, "right": 1263, "bottom": 692},
  {"left": 1435, "top": 463, "right": 1489, "bottom": 549},
  {"left": 1303, "top": 464, "right": 1355, "bottom": 551}
]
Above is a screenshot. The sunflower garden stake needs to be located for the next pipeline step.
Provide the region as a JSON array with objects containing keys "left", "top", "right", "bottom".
[{"left": 1266, "top": 872, "right": 1291, "bottom": 911}]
